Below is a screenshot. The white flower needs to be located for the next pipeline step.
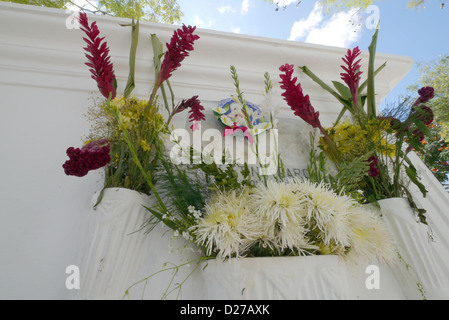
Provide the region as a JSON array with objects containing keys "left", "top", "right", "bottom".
[
  {"left": 249, "top": 180, "right": 315, "bottom": 253},
  {"left": 346, "top": 206, "right": 396, "bottom": 265},
  {"left": 193, "top": 210, "right": 201, "bottom": 219},
  {"left": 182, "top": 231, "right": 193, "bottom": 241},
  {"left": 188, "top": 205, "right": 196, "bottom": 213},
  {"left": 294, "top": 180, "right": 354, "bottom": 248},
  {"left": 193, "top": 188, "right": 261, "bottom": 258}
]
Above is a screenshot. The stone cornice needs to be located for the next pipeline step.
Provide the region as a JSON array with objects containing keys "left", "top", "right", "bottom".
[{"left": 0, "top": 2, "right": 414, "bottom": 124}]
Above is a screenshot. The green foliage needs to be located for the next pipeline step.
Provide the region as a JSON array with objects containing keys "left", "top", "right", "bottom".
[
  {"left": 2, "top": 0, "right": 67, "bottom": 8},
  {"left": 1, "top": 0, "right": 183, "bottom": 24},
  {"left": 307, "top": 133, "right": 371, "bottom": 202},
  {"left": 263, "top": 0, "right": 446, "bottom": 12},
  {"left": 409, "top": 55, "right": 449, "bottom": 139},
  {"left": 97, "top": 0, "right": 183, "bottom": 24},
  {"left": 417, "top": 124, "right": 449, "bottom": 188},
  {"left": 193, "top": 158, "right": 254, "bottom": 192}
]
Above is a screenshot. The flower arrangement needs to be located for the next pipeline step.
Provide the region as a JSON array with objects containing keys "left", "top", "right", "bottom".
[
  {"left": 63, "top": 12, "right": 203, "bottom": 197},
  {"left": 288, "top": 27, "right": 436, "bottom": 224},
  {"left": 191, "top": 180, "right": 395, "bottom": 264},
  {"left": 64, "top": 14, "right": 406, "bottom": 299},
  {"left": 139, "top": 63, "right": 396, "bottom": 267}
]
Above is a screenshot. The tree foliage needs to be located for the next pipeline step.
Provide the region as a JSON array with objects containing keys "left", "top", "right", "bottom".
[
  {"left": 416, "top": 124, "right": 449, "bottom": 189},
  {"left": 2, "top": 0, "right": 66, "bottom": 8},
  {"left": 1, "top": 0, "right": 183, "bottom": 24},
  {"left": 408, "top": 55, "right": 449, "bottom": 139},
  {"left": 264, "top": 0, "right": 446, "bottom": 11}
]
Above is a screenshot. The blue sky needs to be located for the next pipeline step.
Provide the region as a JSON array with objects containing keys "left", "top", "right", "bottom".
[{"left": 178, "top": 0, "right": 449, "bottom": 108}]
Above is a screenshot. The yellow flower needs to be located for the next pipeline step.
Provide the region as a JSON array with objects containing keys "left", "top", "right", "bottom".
[
  {"left": 140, "top": 139, "right": 150, "bottom": 152},
  {"left": 324, "top": 118, "right": 396, "bottom": 162}
]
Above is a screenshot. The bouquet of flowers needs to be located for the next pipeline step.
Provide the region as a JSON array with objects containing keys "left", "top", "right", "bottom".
[
  {"left": 63, "top": 14, "right": 398, "bottom": 274},
  {"left": 138, "top": 64, "right": 396, "bottom": 267},
  {"left": 62, "top": 12, "right": 204, "bottom": 198},
  {"left": 280, "top": 27, "right": 435, "bottom": 224}
]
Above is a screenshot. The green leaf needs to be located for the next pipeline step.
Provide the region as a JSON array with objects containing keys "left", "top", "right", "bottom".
[
  {"left": 404, "top": 161, "right": 428, "bottom": 197},
  {"left": 332, "top": 81, "right": 352, "bottom": 100},
  {"left": 151, "top": 33, "right": 164, "bottom": 82},
  {"left": 358, "top": 61, "right": 387, "bottom": 94},
  {"left": 123, "top": 19, "right": 139, "bottom": 98},
  {"left": 366, "top": 24, "right": 380, "bottom": 118},
  {"left": 299, "top": 65, "right": 354, "bottom": 114}
]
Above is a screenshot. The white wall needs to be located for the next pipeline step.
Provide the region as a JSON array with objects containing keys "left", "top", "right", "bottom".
[{"left": 0, "top": 3, "right": 414, "bottom": 299}]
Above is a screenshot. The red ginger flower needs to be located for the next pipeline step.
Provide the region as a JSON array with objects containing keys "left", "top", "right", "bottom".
[
  {"left": 158, "top": 24, "right": 200, "bottom": 87},
  {"left": 340, "top": 47, "right": 363, "bottom": 109},
  {"left": 279, "top": 64, "right": 323, "bottom": 132},
  {"left": 63, "top": 139, "right": 111, "bottom": 177},
  {"left": 78, "top": 12, "right": 116, "bottom": 100}
]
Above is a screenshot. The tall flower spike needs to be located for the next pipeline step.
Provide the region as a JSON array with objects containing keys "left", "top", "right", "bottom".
[
  {"left": 158, "top": 24, "right": 200, "bottom": 87},
  {"left": 279, "top": 64, "right": 324, "bottom": 133},
  {"left": 340, "top": 47, "right": 363, "bottom": 112},
  {"left": 186, "top": 95, "right": 206, "bottom": 131},
  {"left": 78, "top": 12, "right": 116, "bottom": 100}
]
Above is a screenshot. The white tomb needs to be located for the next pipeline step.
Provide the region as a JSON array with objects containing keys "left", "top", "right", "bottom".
[{"left": 1, "top": 2, "right": 449, "bottom": 300}]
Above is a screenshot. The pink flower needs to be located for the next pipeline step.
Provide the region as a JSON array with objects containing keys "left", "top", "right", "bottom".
[
  {"left": 158, "top": 25, "right": 200, "bottom": 87},
  {"left": 78, "top": 12, "right": 116, "bottom": 100},
  {"left": 63, "top": 140, "right": 111, "bottom": 177},
  {"left": 340, "top": 47, "right": 363, "bottom": 110},
  {"left": 279, "top": 64, "right": 323, "bottom": 131}
]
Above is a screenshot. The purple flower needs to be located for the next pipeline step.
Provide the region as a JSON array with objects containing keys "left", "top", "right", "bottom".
[
  {"left": 178, "top": 95, "right": 205, "bottom": 131},
  {"left": 368, "top": 156, "right": 379, "bottom": 165},
  {"left": 368, "top": 156, "right": 379, "bottom": 178},
  {"left": 279, "top": 64, "right": 323, "bottom": 132},
  {"left": 63, "top": 140, "right": 111, "bottom": 177},
  {"left": 369, "top": 165, "right": 379, "bottom": 178},
  {"left": 414, "top": 86, "right": 435, "bottom": 105},
  {"left": 78, "top": 12, "right": 116, "bottom": 100},
  {"left": 411, "top": 105, "right": 434, "bottom": 126}
]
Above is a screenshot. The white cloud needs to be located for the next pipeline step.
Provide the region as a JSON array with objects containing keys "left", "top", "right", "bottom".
[
  {"left": 193, "top": 15, "right": 205, "bottom": 28},
  {"left": 241, "top": 0, "right": 250, "bottom": 15},
  {"left": 275, "top": 0, "right": 297, "bottom": 7},
  {"left": 218, "top": 6, "right": 234, "bottom": 14},
  {"left": 289, "top": 1, "right": 363, "bottom": 48},
  {"left": 288, "top": 2, "right": 323, "bottom": 40},
  {"left": 231, "top": 27, "right": 241, "bottom": 34},
  {"left": 305, "top": 10, "right": 362, "bottom": 48},
  {"left": 193, "top": 15, "right": 214, "bottom": 29}
]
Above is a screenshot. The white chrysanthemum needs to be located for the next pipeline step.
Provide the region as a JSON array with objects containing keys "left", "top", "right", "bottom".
[
  {"left": 249, "top": 181, "right": 315, "bottom": 253},
  {"left": 250, "top": 180, "right": 308, "bottom": 225},
  {"left": 346, "top": 206, "right": 397, "bottom": 265},
  {"left": 294, "top": 180, "right": 354, "bottom": 248},
  {"left": 193, "top": 188, "right": 261, "bottom": 258}
]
